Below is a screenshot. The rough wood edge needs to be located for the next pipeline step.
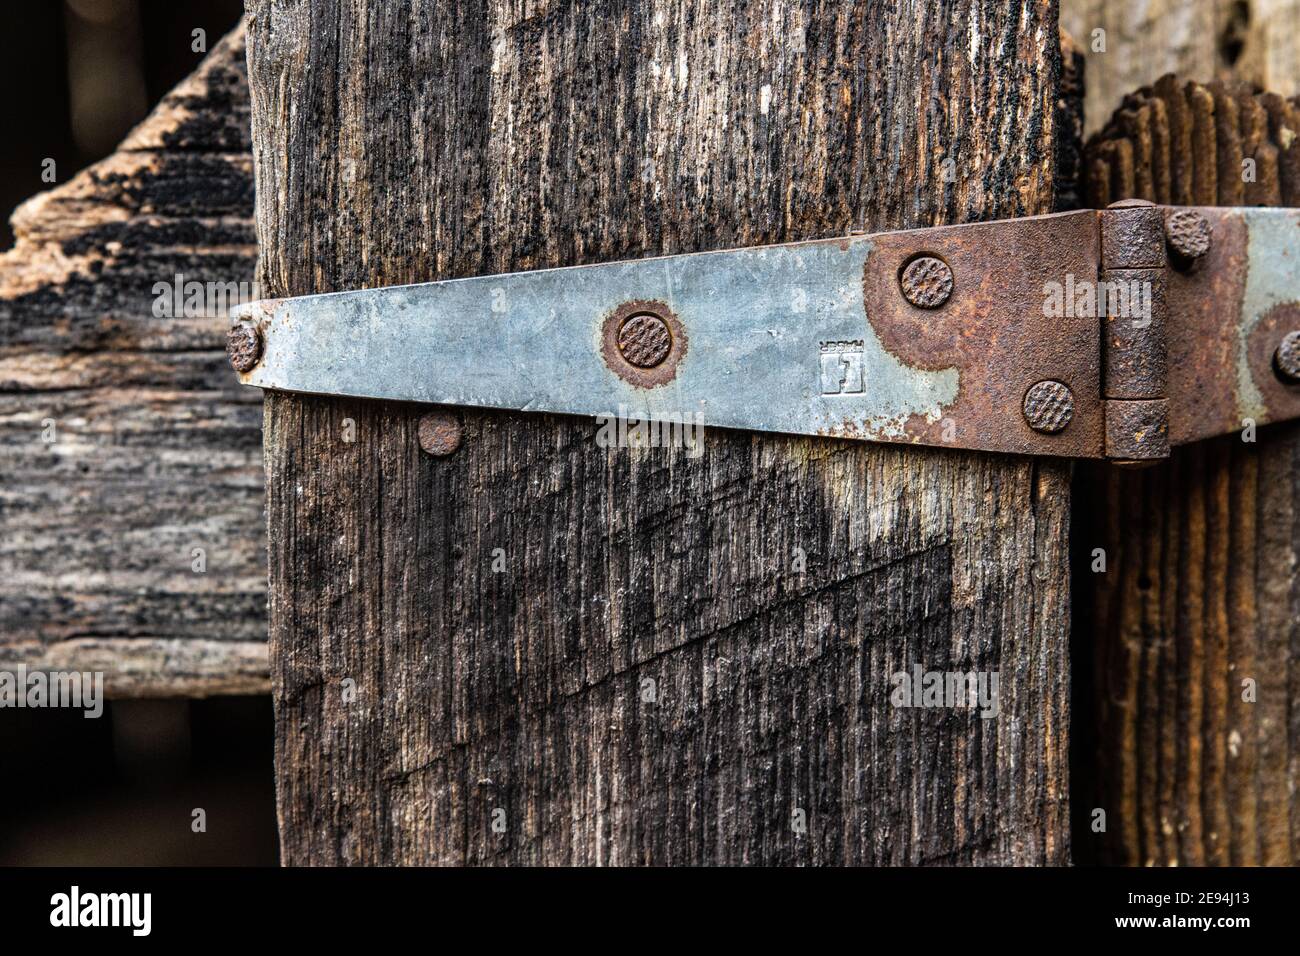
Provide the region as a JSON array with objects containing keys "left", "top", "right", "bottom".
[
  {"left": 0, "top": 639, "right": 269, "bottom": 698},
  {"left": 0, "top": 21, "right": 267, "bottom": 700}
]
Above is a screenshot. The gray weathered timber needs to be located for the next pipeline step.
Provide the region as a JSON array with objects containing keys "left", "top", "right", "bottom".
[
  {"left": 249, "top": 0, "right": 1071, "bottom": 865},
  {"left": 0, "top": 25, "right": 267, "bottom": 698}
]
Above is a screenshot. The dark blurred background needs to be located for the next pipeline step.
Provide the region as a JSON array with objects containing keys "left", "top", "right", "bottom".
[{"left": 0, "top": 0, "right": 277, "bottom": 866}]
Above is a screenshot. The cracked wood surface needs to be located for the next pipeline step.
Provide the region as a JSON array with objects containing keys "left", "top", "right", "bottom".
[
  {"left": 0, "top": 25, "right": 267, "bottom": 697},
  {"left": 250, "top": 0, "right": 1071, "bottom": 864}
]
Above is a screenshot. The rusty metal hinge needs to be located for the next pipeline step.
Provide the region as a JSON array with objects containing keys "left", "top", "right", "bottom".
[{"left": 227, "top": 202, "right": 1300, "bottom": 462}]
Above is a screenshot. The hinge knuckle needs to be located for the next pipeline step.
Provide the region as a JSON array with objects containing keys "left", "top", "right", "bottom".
[{"left": 1100, "top": 202, "right": 1171, "bottom": 462}]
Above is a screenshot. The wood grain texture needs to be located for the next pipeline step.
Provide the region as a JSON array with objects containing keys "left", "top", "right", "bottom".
[
  {"left": 1062, "top": 0, "right": 1300, "bottom": 135},
  {"left": 1076, "top": 73, "right": 1300, "bottom": 865},
  {"left": 1085, "top": 77, "right": 1300, "bottom": 208},
  {"left": 0, "top": 25, "right": 267, "bottom": 698},
  {"left": 249, "top": 0, "right": 1071, "bottom": 865},
  {"left": 1077, "top": 434, "right": 1300, "bottom": 865}
]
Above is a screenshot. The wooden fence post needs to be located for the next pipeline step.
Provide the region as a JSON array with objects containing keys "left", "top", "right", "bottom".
[
  {"left": 1078, "top": 74, "right": 1300, "bottom": 866},
  {"left": 246, "top": 0, "right": 1071, "bottom": 865}
]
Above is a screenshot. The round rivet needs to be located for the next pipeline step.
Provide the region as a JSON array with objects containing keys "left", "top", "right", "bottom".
[
  {"left": 617, "top": 313, "right": 672, "bottom": 368},
  {"left": 1164, "top": 209, "right": 1212, "bottom": 264},
  {"left": 1023, "top": 380, "right": 1075, "bottom": 434},
  {"left": 900, "top": 255, "right": 953, "bottom": 309},
  {"left": 1275, "top": 331, "right": 1300, "bottom": 383},
  {"left": 418, "top": 411, "right": 463, "bottom": 456},
  {"left": 227, "top": 324, "right": 263, "bottom": 373}
]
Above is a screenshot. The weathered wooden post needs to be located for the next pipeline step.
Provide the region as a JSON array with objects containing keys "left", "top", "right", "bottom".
[
  {"left": 1059, "top": 0, "right": 1300, "bottom": 868},
  {"left": 1079, "top": 75, "right": 1300, "bottom": 866},
  {"left": 245, "top": 0, "right": 1070, "bottom": 864}
]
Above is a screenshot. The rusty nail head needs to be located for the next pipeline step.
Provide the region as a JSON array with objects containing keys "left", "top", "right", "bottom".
[
  {"left": 899, "top": 255, "right": 953, "bottom": 309},
  {"left": 1023, "top": 380, "right": 1074, "bottom": 433},
  {"left": 1164, "top": 209, "right": 1212, "bottom": 264},
  {"left": 600, "top": 300, "right": 687, "bottom": 388},
  {"left": 1275, "top": 330, "right": 1300, "bottom": 383},
  {"left": 418, "top": 411, "right": 462, "bottom": 456},
  {"left": 617, "top": 312, "right": 672, "bottom": 368},
  {"left": 227, "top": 324, "right": 262, "bottom": 373}
]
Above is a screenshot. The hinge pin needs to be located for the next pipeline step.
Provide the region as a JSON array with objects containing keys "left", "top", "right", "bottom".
[{"left": 1100, "top": 200, "right": 1170, "bottom": 461}]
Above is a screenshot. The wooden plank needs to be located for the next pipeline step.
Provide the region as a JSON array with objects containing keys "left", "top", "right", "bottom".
[
  {"left": 248, "top": 0, "right": 1071, "bottom": 865},
  {"left": 0, "top": 25, "right": 267, "bottom": 698},
  {"left": 1079, "top": 77, "right": 1300, "bottom": 865}
]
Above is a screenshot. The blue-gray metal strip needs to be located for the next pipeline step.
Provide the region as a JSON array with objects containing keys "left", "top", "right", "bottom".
[{"left": 234, "top": 237, "right": 958, "bottom": 441}]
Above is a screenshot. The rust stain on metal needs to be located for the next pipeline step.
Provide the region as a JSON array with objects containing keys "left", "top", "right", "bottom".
[
  {"left": 1154, "top": 209, "right": 1300, "bottom": 445},
  {"left": 860, "top": 210, "right": 1105, "bottom": 457},
  {"left": 226, "top": 324, "right": 263, "bottom": 373},
  {"left": 1251, "top": 302, "right": 1300, "bottom": 394},
  {"left": 417, "top": 410, "right": 463, "bottom": 456},
  {"left": 1161, "top": 209, "right": 1300, "bottom": 442},
  {"left": 1022, "top": 380, "right": 1075, "bottom": 433},
  {"left": 600, "top": 299, "right": 687, "bottom": 388},
  {"left": 898, "top": 255, "right": 953, "bottom": 308},
  {"left": 1162, "top": 209, "right": 1246, "bottom": 442}
]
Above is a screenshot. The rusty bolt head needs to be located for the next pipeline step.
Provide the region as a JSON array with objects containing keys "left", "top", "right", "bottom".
[
  {"left": 1164, "top": 209, "right": 1212, "bottom": 264},
  {"left": 1275, "top": 331, "right": 1300, "bottom": 383},
  {"left": 617, "top": 313, "right": 673, "bottom": 368},
  {"left": 417, "top": 411, "right": 463, "bottom": 456},
  {"left": 226, "top": 324, "right": 262, "bottom": 373},
  {"left": 1022, "top": 380, "right": 1075, "bottom": 434},
  {"left": 899, "top": 255, "right": 953, "bottom": 309}
]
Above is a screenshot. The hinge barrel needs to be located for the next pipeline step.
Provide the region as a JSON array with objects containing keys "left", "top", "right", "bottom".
[{"left": 1100, "top": 201, "right": 1171, "bottom": 462}]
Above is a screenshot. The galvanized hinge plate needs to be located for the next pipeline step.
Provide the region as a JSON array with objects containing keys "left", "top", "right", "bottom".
[{"left": 229, "top": 204, "right": 1300, "bottom": 461}]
